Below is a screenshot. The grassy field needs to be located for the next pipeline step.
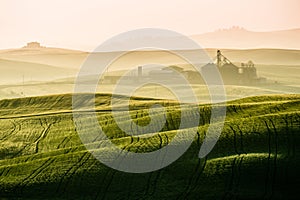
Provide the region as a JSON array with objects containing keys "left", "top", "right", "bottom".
[
  {"left": 1, "top": 81, "right": 299, "bottom": 104},
  {"left": 1, "top": 48, "right": 300, "bottom": 68},
  {"left": 0, "top": 93, "right": 299, "bottom": 199}
]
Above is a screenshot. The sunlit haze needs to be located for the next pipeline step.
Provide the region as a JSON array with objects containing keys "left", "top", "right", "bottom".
[{"left": 1, "top": 0, "right": 300, "bottom": 51}]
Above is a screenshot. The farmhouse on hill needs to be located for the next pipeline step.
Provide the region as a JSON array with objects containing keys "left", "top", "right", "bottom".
[{"left": 23, "top": 42, "right": 43, "bottom": 48}]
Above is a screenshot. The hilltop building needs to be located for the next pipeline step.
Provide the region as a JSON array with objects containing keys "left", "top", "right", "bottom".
[{"left": 23, "top": 42, "right": 43, "bottom": 48}]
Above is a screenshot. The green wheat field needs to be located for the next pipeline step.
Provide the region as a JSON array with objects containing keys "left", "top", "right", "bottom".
[{"left": 0, "top": 93, "right": 299, "bottom": 199}]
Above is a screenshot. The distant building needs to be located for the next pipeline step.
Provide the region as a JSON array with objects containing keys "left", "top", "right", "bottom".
[
  {"left": 200, "top": 50, "right": 264, "bottom": 85},
  {"left": 23, "top": 42, "right": 42, "bottom": 48},
  {"left": 102, "top": 50, "right": 266, "bottom": 86}
]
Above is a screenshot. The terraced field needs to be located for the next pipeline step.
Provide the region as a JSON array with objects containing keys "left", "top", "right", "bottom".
[{"left": 0, "top": 94, "right": 299, "bottom": 199}]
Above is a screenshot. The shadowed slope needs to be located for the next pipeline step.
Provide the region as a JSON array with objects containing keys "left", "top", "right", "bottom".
[{"left": 0, "top": 94, "right": 299, "bottom": 199}]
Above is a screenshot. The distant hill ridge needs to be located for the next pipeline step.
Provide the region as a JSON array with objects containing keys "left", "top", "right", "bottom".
[
  {"left": 0, "top": 47, "right": 300, "bottom": 68},
  {"left": 191, "top": 27, "right": 300, "bottom": 49}
]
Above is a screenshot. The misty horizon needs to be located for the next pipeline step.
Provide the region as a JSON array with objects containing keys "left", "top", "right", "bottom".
[{"left": 1, "top": 26, "right": 300, "bottom": 52}]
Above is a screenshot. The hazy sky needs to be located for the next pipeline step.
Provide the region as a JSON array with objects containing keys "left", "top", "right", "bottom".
[{"left": 1, "top": 0, "right": 299, "bottom": 51}]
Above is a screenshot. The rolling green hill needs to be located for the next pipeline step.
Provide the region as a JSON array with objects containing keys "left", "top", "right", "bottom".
[
  {"left": 0, "top": 46, "right": 299, "bottom": 101},
  {"left": 0, "top": 94, "right": 299, "bottom": 199},
  {"left": 1, "top": 47, "right": 300, "bottom": 70},
  {"left": 0, "top": 58, "right": 77, "bottom": 84},
  {"left": 0, "top": 47, "right": 87, "bottom": 69}
]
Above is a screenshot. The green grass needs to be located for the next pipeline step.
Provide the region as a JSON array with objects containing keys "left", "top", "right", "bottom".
[{"left": 0, "top": 93, "right": 299, "bottom": 199}]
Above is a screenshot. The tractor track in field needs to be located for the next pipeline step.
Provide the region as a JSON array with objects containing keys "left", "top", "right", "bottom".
[
  {"left": 94, "top": 145, "right": 138, "bottom": 200},
  {"left": 94, "top": 149, "right": 130, "bottom": 200},
  {"left": 221, "top": 155, "right": 244, "bottom": 200},
  {"left": 77, "top": 158, "right": 98, "bottom": 190},
  {"left": 0, "top": 120, "right": 17, "bottom": 141},
  {"left": 125, "top": 174, "right": 134, "bottom": 200},
  {"left": 263, "top": 119, "right": 274, "bottom": 200},
  {"left": 35, "top": 119, "right": 50, "bottom": 153},
  {"left": 5, "top": 117, "right": 61, "bottom": 157},
  {"left": 0, "top": 166, "right": 12, "bottom": 181},
  {"left": 269, "top": 119, "right": 279, "bottom": 200},
  {"left": 283, "top": 116, "right": 292, "bottom": 185},
  {"left": 35, "top": 117, "right": 61, "bottom": 153},
  {"left": 143, "top": 172, "right": 154, "bottom": 198},
  {"left": 147, "top": 169, "right": 163, "bottom": 198},
  {"left": 97, "top": 170, "right": 117, "bottom": 200},
  {"left": 17, "top": 157, "right": 56, "bottom": 193},
  {"left": 229, "top": 125, "right": 240, "bottom": 155},
  {"left": 144, "top": 134, "right": 170, "bottom": 198},
  {"left": 222, "top": 156, "right": 238, "bottom": 200},
  {"left": 234, "top": 156, "right": 244, "bottom": 198},
  {"left": 236, "top": 125, "right": 246, "bottom": 154},
  {"left": 59, "top": 152, "right": 92, "bottom": 196},
  {"left": 0, "top": 121, "right": 22, "bottom": 158},
  {"left": 94, "top": 149, "right": 129, "bottom": 200},
  {"left": 181, "top": 157, "right": 207, "bottom": 199},
  {"left": 158, "top": 134, "right": 163, "bottom": 149},
  {"left": 55, "top": 151, "right": 89, "bottom": 195},
  {"left": 180, "top": 127, "right": 207, "bottom": 198},
  {"left": 290, "top": 114, "right": 299, "bottom": 158},
  {"left": 125, "top": 143, "right": 145, "bottom": 200},
  {"left": 14, "top": 144, "right": 31, "bottom": 157},
  {"left": 94, "top": 166, "right": 114, "bottom": 199},
  {"left": 57, "top": 136, "right": 71, "bottom": 149},
  {"left": 139, "top": 135, "right": 166, "bottom": 199}
]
